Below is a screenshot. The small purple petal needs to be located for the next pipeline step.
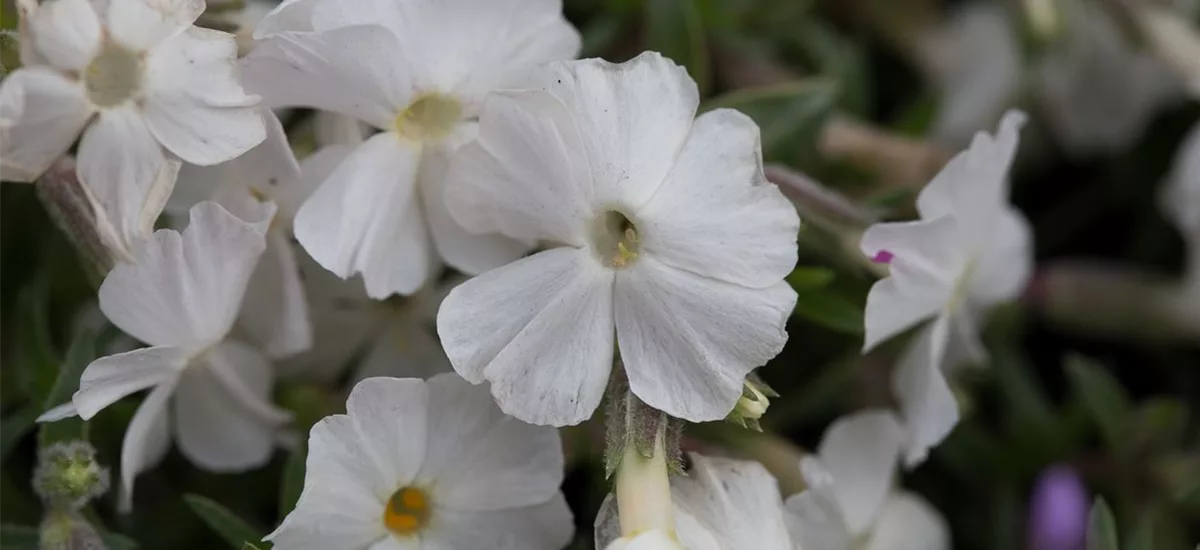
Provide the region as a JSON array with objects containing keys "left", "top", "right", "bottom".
[
  {"left": 872, "top": 250, "right": 895, "bottom": 264},
  {"left": 1028, "top": 465, "right": 1089, "bottom": 550}
]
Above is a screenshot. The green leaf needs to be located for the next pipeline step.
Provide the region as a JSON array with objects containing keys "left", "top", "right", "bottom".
[
  {"left": 1121, "top": 398, "right": 1188, "bottom": 455},
  {"left": 705, "top": 79, "right": 838, "bottom": 163},
  {"left": 791, "top": 288, "right": 863, "bottom": 334},
  {"left": 14, "top": 279, "right": 58, "bottom": 397},
  {"left": 38, "top": 330, "right": 97, "bottom": 448},
  {"left": 789, "top": 19, "right": 870, "bottom": 115},
  {"left": 0, "top": 524, "right": 40, "bottom": 549},
  {"left": 1123, "top": 513, "right": 1155, "bottom": 550},
  {"left": 786, "top": 266, "right": 836, "bottom": 290},
  {"left": 278, "top": 446, "right": 306, "bottom": 518},
  {"left": 1087, "top": 497, "right": 1119, "bottom": 550},
  {"left": 184, "top": 494, "right": 269, "bottom": 549},
  {"left": 644, "top": 0, "right": 710, "bottom": 94},
  {"left": 1065, "top": 355, "right": 1132, "bottom": 448},
  {"left": 0, "top": 405, "right": 39, "bottom": 463}
]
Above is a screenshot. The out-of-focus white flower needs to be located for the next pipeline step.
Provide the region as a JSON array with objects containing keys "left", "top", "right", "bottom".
[
  {"left": 1162, "top": 122, "right": 1200, "bottom": 300},
  {"left": 861, "top": 110, "right": 1032, "bottom": 466},
  {"left": 0, "top": 0, "right": 265, "bottom": 255},
  {"left": 168, "top": 109, "right": 312, "bottom": 359},
  {"left": 596, "top": 454, "right": 795, "bottom": 550},
  {"left": 438, "top": 52, "right": 799, "bottom": 426},
  {"left": 785, "top": 411, "right": 950, "bottom": 550},
  {"left": 1035, "top": 0, "right": 1182, "bottom": 156},
  {"left": 266, "top": 374, "right": 573, "bottom": 550},
  {"left": 921, "top": 3, "right": 1021, "bottom": 146},
  {"left": 242, "top": 0, "right": 581, "bottom": 298},
  {"left": 37, "top": 202, "right": 291, "bottom": 510}
]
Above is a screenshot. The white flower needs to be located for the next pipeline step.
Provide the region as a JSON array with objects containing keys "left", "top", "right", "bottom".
[
  {"left": 37, "top": 201, "right": 291, "bottom": 510},
  {"left": 860, "top": 110, "right": 1032, "bottom": 466},
  {"left": 168, "top": 109, "right": 312, "bottom": 359},
  {"left": 1035, "top": 0, "right": 1182, "bottom": 156},
  {"left": 266, "top": 374, "right": 573, "bottom": 550},
  {"left": 785, "top": 411, "right": 949, "bottom": 550},
  {"left": 596, "top": 454, "right": 795, "bottom": 550},
  {"left": 241, "top": 0, "right": 581, "bottom": 298},
  {"left": 1, "top": 0, "right": 264, "bottom": 254},
  {"left": 1162, "top": 121, "right": 1200, "bottom": 296},
  {"left": 437, "top": 52, "right": 800, "bottom": 426}
]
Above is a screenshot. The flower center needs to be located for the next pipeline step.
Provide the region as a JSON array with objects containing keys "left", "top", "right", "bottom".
[
  {"left": 591, "top": 210, "right": 640, "bottom": 268},
  {"left": 383, "top": 486, "right": 430, "bottom": 536},
  {"left": 394, "top": 93, "right": 462, "bottom": 142},
  {"left": 84, "top": 41, "right": 144, "bottom": 107}
]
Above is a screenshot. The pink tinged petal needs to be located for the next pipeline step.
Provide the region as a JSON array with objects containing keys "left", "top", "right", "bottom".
[
  {"left": 98, "top": 201, "right": 267, "bottom": 348},
  {"left": 345, "top": 377, "right": 429, "bottom": 490},
  {"left": 105, "top": 0, "right": 204, "bottom": 51},
  {"left": 444, "top": 89, "right": 593, "bottom": 246},
  {"left": 637, "top": 108, "right": 800, "bottom": 289},
  {"left": 0, "top": 68, "right": 92, "bottom": 182},
  {"left": 872, "top": 250, "right": 895, "bottom": 264},
  {"left": 142, "top": 27, "right": 265, "bottom": 165},
  {"left": 865, "top": 492, "right": 951, "bottom": 550},
  {"left": 416, "top": 373, "right": 565, "bottom": 511},
  {"left": 29, "top": 0, "right": 102, "bottom": 71},
  {"left": 614, "top": 257, "right": 795, "bottom": 422},
  {"left": 120, "top": 376, "right": 177, "bottom": 512},
  {"left": 892, "top": 314, "right": 958, "bottom": 468},
  {"left": 68, "top": 345, "right": 189, "bottom": 420},
  {"left": 265, "top": 416, "right": 389, "bottom": 550},
  {"left": 77, "top": 105, "right": 172, "bottom": 257},
  {"left": 423, "top": 495, "right": 575, "bottom": 550},
  {"left": 671, "top": 455, "right": 794, "bottom": 550},
  {"left": 437, "top": 248, "right": 617, "bottom": 426},
  {"left": 294, "top": 132, "right": 431, "bottom": 299},
  {"left": 241, "top": 26, "right": 411, "bottom": 130},
  {"left": 521, "top": 51, "right": 699, "bottom": 209},
  {"left": 239, "top": 230, "right": 313, "bottom": 359},
  {"left": 813, "top": 410, "right": 905, "bottom": 535}
]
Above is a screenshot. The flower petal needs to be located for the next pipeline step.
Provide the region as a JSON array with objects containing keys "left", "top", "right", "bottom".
[
  {"left": 353, "top": 314, "right": 450, "bottom": 382},
  {"left": 278, "top": 250, "right": 377, "bottom": 381},
  {"left": 968, "top": 205, "right": 1033, "bottom": 306},
  {"left": 345, "top": 377, "right": 429, "bottom": 489},
  {"left": 294, "top": 131, "right": 431, "bottom": 298},
  {"left": 672, "top": 454, "right": 794, "bottom": 550},
  {"left": 892, "top": 315, "right": 957, "bottom": 468},
  {"left": 783, "top": 487, "right": 853, "bottom": 550},
  {"left": 253, "top": 0, "right": 317, "bottom": 37},
  {"left": 29, "top": 0, "right": 101, "bottom": 70},
  {"left": 239, "top": 231, "right": 312, "bottom": 359},
  {"left": 0, "top": 67, "right": 92, "bottom": 182},
  {"left": 241, "top": 26, "right": 410, "bottom": 129},
  {"left": 417, "top": 373, "right": 565, "bottom": 511},
  {"left": 437, "top": 248, "right": 616, "bottom": 426},
  {"left": 638, "top": 108, "right": 799, "bottom": 288},
  {"left": 99, "top": 201, "right": 267, "bottom": 348},
  {"left": 813, "top": 410, "right": 905, "bottom": 535},
  {"left": 68, "top": 345, "right": 188, "bottom": 420},
  {"left": 615, "top": 257, "right": 794, "bottom": 422},
  {"left": 424, "top": 494, "right": 574, "bottom": 550},
  {"left": 119, "top": 377, "right": 176, "bottom": 512},
  {"left": 865, "top": 492, "right": 951, "bottom": 550},
  {"left": 105, "top": 0, "right": 204, "bottom": 51}
]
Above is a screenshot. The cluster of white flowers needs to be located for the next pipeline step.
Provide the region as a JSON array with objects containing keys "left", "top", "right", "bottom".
[{"left": 9, "top": 0, "right": 1161, "bottom": 547}]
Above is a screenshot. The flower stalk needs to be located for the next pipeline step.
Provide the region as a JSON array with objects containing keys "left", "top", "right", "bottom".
[{"left": 614, "top": 423, "right": 675, "bottom": 539}]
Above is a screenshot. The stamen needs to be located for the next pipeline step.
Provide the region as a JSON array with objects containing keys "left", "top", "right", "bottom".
[
  {"left": 395, "top": 93, "right": 463, "bottom": 142},
  {"left": 84, "top": 41, "right": 144, "bottom": 107},
  {"left": 383, "top": 486, "right": 430, "bottom": 536},
  {"left": 591, "top": 210, "right": 641, "bottom": 268}
]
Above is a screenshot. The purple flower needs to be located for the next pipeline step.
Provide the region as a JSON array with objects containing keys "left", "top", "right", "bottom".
[{"left": 1028, "top": 465, "right": 1089, "bottom": 550}]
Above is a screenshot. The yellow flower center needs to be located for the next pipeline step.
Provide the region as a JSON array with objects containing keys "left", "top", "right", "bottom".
[
  {"left": 591, "top": 210, "right": 640, "bottom": 268},
  {"left": 383, "top": 486, "right": 430, "bottom": 536},
  {"left": 394, "top": 93, "right": 462, "bottom": 142},
  {"left": 84, "top": 41, "right": 144, "bottom": 107}
]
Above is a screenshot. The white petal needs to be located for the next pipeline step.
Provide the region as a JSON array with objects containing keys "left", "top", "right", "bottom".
[
  {"left": 1163, "top": 121, "right": 1200, "bottom": 235},
  {"left": 367, "top": 538, "right": 418, "bottom": 550},
  {"left": 345, "top": 377, "right": 429, "bottom": 489},
  {"left": 864, "top": 492, "right": 950, "bottom": 550},
  {"left": 614, "top": 257, "right": 795, "bottom": 422},
  {"left": 278, "top": 250, "right": 377, "bottom": 381},
  {"left": 425, "top": 494, "right": 574, "bottom": 550},
  {"left": 814, "top": 410, "right": 905, "bottom": 535},
  {"left": 968, "top": 205, "right": 1033, "bottom": 306},
  {"left": 77, "top": 105, "right": 171, "bottom": 257},
  {"left": 173, "top": 341, "right": 285, "bottom": 471},
  {"left": 416, "top": 373, "right": 564, "bottom": 511},
  {"left": 238, "top": 231, "right": 312, "bottom": 358},
  {"left": 253, "top": 0, "right": 316, "bottom": 37},
  {"left": 353, "top": 314, "right": 450, "bottom": 382},
  {"left": 860, "top": 216, "right": 962, "bottom": 351},
  {"left": 294, "top": 132, "right": 431, "bottom": 298},
  {"left": 29, "top": 0, "right": 101, "bottom": 70},
  {"left": 637, "top": 108, "right": 799, "bottom": 288},
  {"left": 783, "top": 489, "right": 854, "bottom": 550},
  {"left": 420, "top": 145, "right": 530, "bottom": 275},
  {"left": 0, "top": 68, "right": 92, "bottom": 182},
  {"left": 266, "top": 416, "right": 388, "bottom": 549},
  {"left": 892, "top": 315, "right": 958, "bottom": 468},
  {"left": 672, "top": 454, "right": 794, "bottom": 550},
  {"left": 70, "top": 345, "right": 188, "bottom": 419},
  {"left": 314, "top": 111, "right": 370, "bottom": 147},
  {"left": 278, "top": 143, "right": 353, "bottom": 222},
  {"left": 518, "top": 52, "right": 699, "bottom": 208},
  {"left": 444, "top": 89, "right": 593, "bottom": 245},
  {"left": 37, "top": 402, "right": 79, "bottom": 423},
  {"left": 241, "top": 26, "right": 410, "bottom": 129},
  {"left": 436, "top": 248, "right": 616, "bottom": 426},
  {"left": 142, "top": 27, "right": 265, "bottom": 165},
  {"left": 105, "top": 0, "right": 203, "bottom": 51},
  {"left": 119, "top": 377, "right": 177, "bottom": 512},
  {"left": 99, "top": 201, "right": 267, "bottom": 348},
  {"left": 943, "top": 308, "right": 987, "bottom": 369}
]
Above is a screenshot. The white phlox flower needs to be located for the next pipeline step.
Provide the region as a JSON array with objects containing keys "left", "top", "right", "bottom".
[
  {"left": 1161, "top": 121, "right": 1200, "bottom": 298},
  {"left": 0, "top": 0, "right": 265, "bottom": 256},
  {"left": 168, "top": 109, "right": 312, "bottom": 359},
  {"left": 784, "top": 411, "right": 949, "bottom": 550},
  {"left": 37, "top": 201, "right": 292, "bottom": 510},
  {"left": 1035, "top": 0, "right": 1183, "bottom": 156},
  {"left": 920, "top": 3, "right": 1021, "bottom": 146},
  {"left": 596, "top": 454, "right": 796, "bottom": 550},
  {"left": 266, "top": 374, "right": 574, "bottom": 550},
  {"left": 241, "top": 0, "right": 581, "bottom": 298},
  {"left": 860, "top": 110, "right": 1033, "bottom": 466},
  {"left": 437, "top": 52, "right": 800, "bottom": 426},
  {"left": 0, "top": 80, "right": 23, "bottom": 143}
]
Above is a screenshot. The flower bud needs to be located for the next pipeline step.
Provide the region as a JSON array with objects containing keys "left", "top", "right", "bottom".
[
  {"left": 40, "top": 510, "right": 107, "bottom": 550},
  {"left": 1027, "top": 465, "right": 1089, "bottom": 550},
  {"left": 726, "top": 376, "right": 779, "bottom": 431},
  {"left": 33, "top": 441, "right": 111, "bottom": 511}
]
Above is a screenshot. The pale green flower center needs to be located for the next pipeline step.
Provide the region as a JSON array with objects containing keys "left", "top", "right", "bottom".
[
  {"left": 394, "top": 93, "right": 462, "bottom": 142},
  {"left": 84, "top": 41, "right": 144, "bottom": 107},
  {"left": 592, "top": 210, "right": 640, "bottom": 268}
]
